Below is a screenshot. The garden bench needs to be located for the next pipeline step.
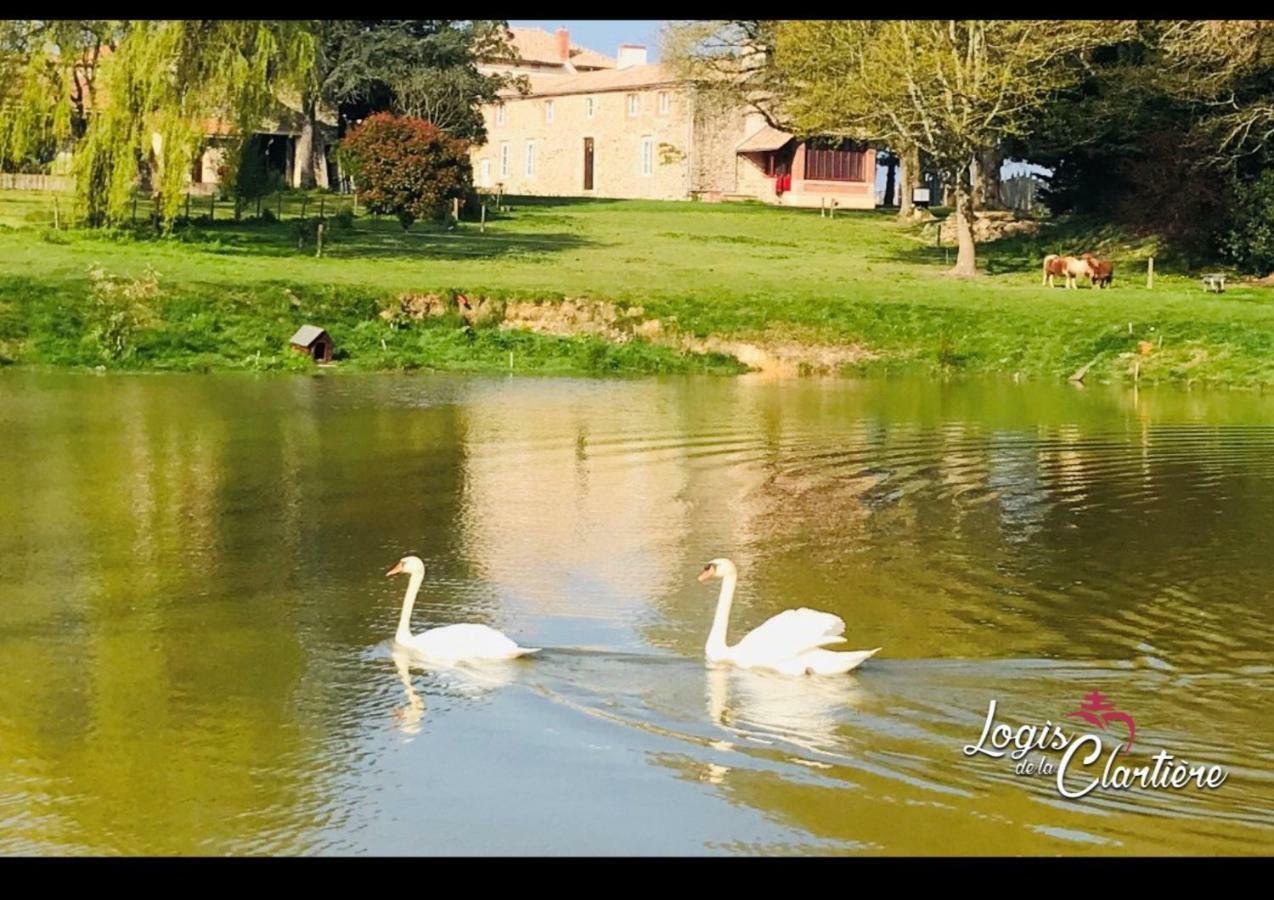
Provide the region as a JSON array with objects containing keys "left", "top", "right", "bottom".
[{"left": 1201, "top": 273, "right": 1227, "bottom": 293}]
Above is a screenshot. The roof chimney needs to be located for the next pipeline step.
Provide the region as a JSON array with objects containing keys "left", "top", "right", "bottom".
[
  {"left": 556, "top": 27, "right": 570, "bottom": 63},
  {"left": 617, "top": 44, "right": 648, "bottom": 70}
]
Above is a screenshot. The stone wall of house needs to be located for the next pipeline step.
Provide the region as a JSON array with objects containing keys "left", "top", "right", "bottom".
[
  {"left": 472, "top": 84, "right": 691, "bottom": 200},
  {"left": 735, "top": 143, "right": 778, "bottom": 202},
  {"left": 687, "top": 97, "right": 749, "bottom": 196}
]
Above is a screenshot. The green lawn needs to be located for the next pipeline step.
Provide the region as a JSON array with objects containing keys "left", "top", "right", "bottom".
[{"left": 1, "top": 189, "right": 1272, "bottom": 385}]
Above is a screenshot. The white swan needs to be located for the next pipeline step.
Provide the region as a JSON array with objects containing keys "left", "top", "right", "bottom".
[
  {"left": 386, "top": 556, "right": 539, "bottom": 662},
  {"left": 698, "top": 558, "right": 880, "bottom": 676}
]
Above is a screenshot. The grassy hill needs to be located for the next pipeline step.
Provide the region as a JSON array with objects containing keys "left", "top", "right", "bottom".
[{"left": 1, "top": 190, "right": 1271, "bottom": 385}]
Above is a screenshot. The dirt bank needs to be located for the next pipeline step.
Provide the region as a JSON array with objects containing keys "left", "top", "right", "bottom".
[{"left": 382, "top": 293, "right": 876, "bottom": 376}]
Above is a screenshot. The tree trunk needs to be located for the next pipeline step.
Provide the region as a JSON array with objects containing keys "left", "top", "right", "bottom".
[
  {"left": 897, "top": 142, "right": 920, "bottom": 219},
  {"left": 976, "top": 145, "right": 1003, "bottom": 210},
  {"left": 950, "top": 166, "right": 978, "bottom": 277},
  {"left": 292, "top": 98, "right": 318, "bottom": 190},
  {"left": 883, "top": 157, "right": 897, "bottom": 207}
]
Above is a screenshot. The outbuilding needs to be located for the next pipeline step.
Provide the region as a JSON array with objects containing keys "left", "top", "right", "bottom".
[{"left": 288, "top": 325, "right": 334, "bottom": 363}]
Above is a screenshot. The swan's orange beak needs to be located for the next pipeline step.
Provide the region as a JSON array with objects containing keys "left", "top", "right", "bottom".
[
  {"left": 697, "top": 564, "right": 715, "bottom": 583},
  {"left": 386, "top": 561, "right": 405, "bottom": 577}
]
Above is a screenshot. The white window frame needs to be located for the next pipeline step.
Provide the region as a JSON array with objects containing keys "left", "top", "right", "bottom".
[
  {"left": 495, "top": 103, "right": 506, "bottom": 127},
  {"left": 545, "top": 99, "right": 554, "bottom": 124},
  {"left": 499, "top": 142, "right": 509, "bottom": 178},
  {"left": 585, "top": 96, "right": 594, "bottom": 119},
  {"left": 658, "top": 91, "right": 669, "bottom": 114},
  {"left": 640, "top": 135, "right": 654, "bottom": 177},
  {"left": 627, "top": 93, "right": 639, "bottom": 117},
  {"left": 479, "top": 159, "right": 491, "bottom": 187},
  {"left": 525, "top": 141, "right": 536, "bottom": 178}
]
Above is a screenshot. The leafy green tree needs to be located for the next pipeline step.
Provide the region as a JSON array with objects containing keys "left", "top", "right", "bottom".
[
  {"left": 664, "top": 20, "right": 928, "bottom": 219},
  {"left": 338, "top": 113, "right": 471, "bottom": 231},
  {"left": 771, "top": 20, "right": 1121, "bottom": 275},
  {"left": 293, "top": 20, "right": 516, "bottom": 189}
]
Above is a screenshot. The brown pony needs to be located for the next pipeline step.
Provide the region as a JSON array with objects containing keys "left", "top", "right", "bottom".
[
  {"left": 1042, "top": 254, "right": 1094, "bottom": 289},
  {"left": 1081, "top": 254, "right": 1114, "bottom": 288}
]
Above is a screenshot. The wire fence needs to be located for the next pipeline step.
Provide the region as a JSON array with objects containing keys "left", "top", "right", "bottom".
[{"left": 0, "top": 184, "right": 363, "bottom": 230}]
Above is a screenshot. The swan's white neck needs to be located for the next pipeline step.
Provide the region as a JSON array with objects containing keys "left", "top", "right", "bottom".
[
  {"left": 396, "top": 570, "right": 424, "bottom": 644},
  {"left": 705, "top": 572, "right": 737, "bottom": 661}
]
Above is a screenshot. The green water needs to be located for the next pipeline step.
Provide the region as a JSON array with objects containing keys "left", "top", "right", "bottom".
[{"left": 1, "top": 371, "right": 1271, "bottom": 855}]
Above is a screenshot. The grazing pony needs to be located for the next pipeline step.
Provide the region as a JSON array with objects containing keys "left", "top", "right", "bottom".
[
  {"left": 1082, "top": 254, "right": 1114, "bottom": 288},
  {"left": 1042, "top": 254, "right": 1094, "bottom": 289}
]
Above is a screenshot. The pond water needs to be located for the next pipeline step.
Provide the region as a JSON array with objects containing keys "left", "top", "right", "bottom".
[{"left": 1, "top": 371, "right": 1271, "bottom": 855}]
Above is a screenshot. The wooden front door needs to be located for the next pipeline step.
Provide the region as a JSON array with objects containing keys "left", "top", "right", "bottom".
[{"left": 583, "top": 138, "right": 594, "bottom": 191}]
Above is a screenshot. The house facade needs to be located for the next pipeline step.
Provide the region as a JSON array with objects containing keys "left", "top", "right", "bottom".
[{"left": 471, "top": 27, "right": 877, "bottom": 209}]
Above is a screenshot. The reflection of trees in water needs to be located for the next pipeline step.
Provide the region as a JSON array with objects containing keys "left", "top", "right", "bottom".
[
  {"left": 0, "top": 376, "right": 478, "bottom": 853},
  {"left": 988, "top": 428, "right": 1049, "bottom": 544}
]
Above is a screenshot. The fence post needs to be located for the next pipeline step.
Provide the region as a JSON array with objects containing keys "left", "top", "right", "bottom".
[
  {"left": 1147, "top": 256, "right": 1154, "bottom": 290},
  {"left": 315, "top": 221, "right": 324, "bottom": 259},
  {"left": 53, "top": 195, "right": 60, "bottom": 230},
  {"left": 132, "top": 195, "right": 138, "bottom": 224},
  {"left": 480, "top": 203, "right": 486, "bottom": 233},
  {"left": 185, "top": 193, "right": 191, "bottom": 221}
]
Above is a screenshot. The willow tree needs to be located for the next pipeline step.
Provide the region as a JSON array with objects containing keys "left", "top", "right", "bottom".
[
  {"left": 2, "top": 20, "right": 316, "bottom": 228},
  {"left": 773, "top": 20, "right": 1121, "bottom": 275},
  {"left": 0, "top": 21, "right": 122, "bottom": 170}
]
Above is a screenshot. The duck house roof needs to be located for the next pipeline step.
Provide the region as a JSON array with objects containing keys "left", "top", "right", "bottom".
[{"left": 289, "top": 325, "right": 330, "bottom": 347}]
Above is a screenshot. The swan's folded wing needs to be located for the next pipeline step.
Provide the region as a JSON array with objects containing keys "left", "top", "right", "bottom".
[
  {"left": 732, "top": 608, "right": 847, "bottom": 664},
  {"left": 410, "top": 623, "right": 521, "bottom": 658}
]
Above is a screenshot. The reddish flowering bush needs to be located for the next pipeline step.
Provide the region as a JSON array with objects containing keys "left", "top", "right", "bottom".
[{"left": 339, "top": 114, "right": 472, "bottom": 231}]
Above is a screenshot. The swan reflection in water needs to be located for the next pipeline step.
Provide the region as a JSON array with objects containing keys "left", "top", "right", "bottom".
[
  {"left": 387, "top": 644, "right": 525, "bottom": 738},
  {"left": 705, "top": 665, "right": 870, "bottom": 764}
]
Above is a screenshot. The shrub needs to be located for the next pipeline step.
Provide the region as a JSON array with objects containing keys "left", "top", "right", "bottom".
[
  {"left": 338, "top": 113, "right": 472, "bottom": 231},
  {"left": 85, "top": 264, "right": 160, "bottom": 363},
  {"left": 1218, "top": 168, "right": 1274, "bottom": 276}
]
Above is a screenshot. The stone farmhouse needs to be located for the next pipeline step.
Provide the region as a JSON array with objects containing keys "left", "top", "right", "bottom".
[{"left": 470, "top": 26, "right": 878, "bottom": 209}]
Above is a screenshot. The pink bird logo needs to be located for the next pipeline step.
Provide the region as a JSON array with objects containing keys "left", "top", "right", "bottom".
[{"left": 1065, "top": 690, "right": 1136, "bottom": 754}]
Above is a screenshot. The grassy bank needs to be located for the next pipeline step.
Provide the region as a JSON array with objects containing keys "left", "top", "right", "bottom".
[{"left": 1, "top": 189, "right": 1272, "bottom": 385}]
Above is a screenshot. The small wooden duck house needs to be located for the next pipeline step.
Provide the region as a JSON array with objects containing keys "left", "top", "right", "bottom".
[{"left": 289, "top": 325, "right": 334, "bottom": 363}]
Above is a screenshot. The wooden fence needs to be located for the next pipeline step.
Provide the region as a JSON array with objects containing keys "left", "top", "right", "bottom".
[
  {"left": 0, "top": 173, "right": 74, "bottom": 191},
  {"left": 1001, "top": 174, "right": 1047, "bottom": 214}
]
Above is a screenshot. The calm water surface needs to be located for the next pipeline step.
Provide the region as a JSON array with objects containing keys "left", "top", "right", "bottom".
[{"left": 1, "top": 371, "right": 1271, "bottom": 855}]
